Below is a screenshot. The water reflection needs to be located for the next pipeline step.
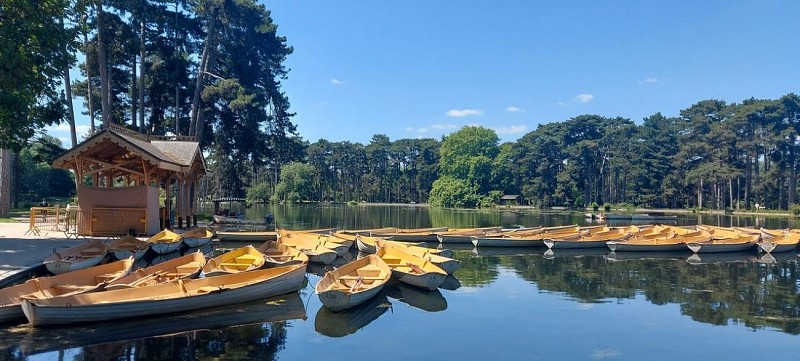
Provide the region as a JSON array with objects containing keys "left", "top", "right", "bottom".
[
  {"left": 0, "top": 292, "right": 306, "bottom": 359},
  {"left": 384, "top": 280, "right": 447, "bottom": 312},
  {"left": 314, "top": 294, "right": 392, "bottom": 337},
  {"left": 468, "top": 247, "right": 800, "bottom": 334}
]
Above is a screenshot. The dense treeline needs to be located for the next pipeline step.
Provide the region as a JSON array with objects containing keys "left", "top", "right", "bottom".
[{"left": 266, "top": 94, "right": 800, "bottom": 211}]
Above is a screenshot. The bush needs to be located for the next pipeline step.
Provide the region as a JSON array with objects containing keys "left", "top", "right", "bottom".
[
  {"left": 591, "top": 202, "right": 599, "bottom": 211},
  {"left": 603, "top": 203, "right": 611, "bottom": 212},
  {"left": 790, "top": 204, "right": 800, "bottom": 216},
  {"left": 347, "top": 200, "right": 358, "bottom": 206}
]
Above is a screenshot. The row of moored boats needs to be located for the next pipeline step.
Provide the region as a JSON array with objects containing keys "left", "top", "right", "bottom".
[{"left": 0, "top": 228, "right": 463, "bottom": 326}]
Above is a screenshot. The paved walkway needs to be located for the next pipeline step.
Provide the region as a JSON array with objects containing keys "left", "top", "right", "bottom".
[{"left": 0, "top": 222, "right": 87, "bottom": 278}]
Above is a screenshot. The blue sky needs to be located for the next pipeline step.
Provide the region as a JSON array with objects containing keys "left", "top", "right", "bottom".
[{"left": 47, "top": 0, "right": 800, "bottom": 146}]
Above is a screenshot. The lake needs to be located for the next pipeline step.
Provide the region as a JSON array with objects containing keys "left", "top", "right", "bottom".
[{"left": 2, "top": 205, "right": 800, "bottom": 360}]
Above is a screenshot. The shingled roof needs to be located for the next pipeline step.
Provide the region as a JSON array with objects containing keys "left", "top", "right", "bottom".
[{"left": 53, "top": 124, "right": 206, "bottom": 176}]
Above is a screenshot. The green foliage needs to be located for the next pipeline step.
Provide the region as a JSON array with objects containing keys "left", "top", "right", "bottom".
[
  {"left": 347, "top": 200, "right": 358, "bottom": 206},
  {"left": 0, "top": 0, "right": 69, "bottom": 151},
  {"left": 246, "top": 183, "right": 271, "bottom": 203},
  {"left": 429, "top": 176, "right": 480, "bottom": 208},
  {"left": 591, "top": 202, "right": 599, "bottom": 211},
  {"left": 273, "top": 162, "right": 314, "bottom": 203},
  {"left": 15, "top": 136, "right": 75, "bottom": 202},
  {"left": 603, "top": 203, "right": 611, "bottom": 212},
  {"left": 790, "top": 204, "right": 800, "bottom": 216}
]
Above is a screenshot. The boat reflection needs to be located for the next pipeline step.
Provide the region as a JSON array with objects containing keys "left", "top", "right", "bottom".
[
  {"left": 470, "top": 247, "right": 543, "bottom": 257},
  {"left": 757, "top": 251, "right": 799, "bottom": 264},
  {"left": 384, "top": 280, "right": 447, "bottom": 312},
  {"left": 314, "top": 294, "right": 392, "bottom": 337},
  {"left": 686, "top": 251, "right": 758, "bottom": 265},
  {"left": 440, "top": 275, "right": 461, "bottom": 291},
  {"left": 605, "top": 251, "right": 690, "bottom": 262},
  {"left": 543, "top": 248, "right": 609, "bottom": 259},
  {"left": 1, "top": 292, "right": 306, "bottom": 358}
]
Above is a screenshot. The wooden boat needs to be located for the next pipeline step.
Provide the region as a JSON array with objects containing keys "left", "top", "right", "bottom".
[
  {"left": 606, "top": 232, "right": 689, "bottom": 252},
  {"left": 354, "top": 234, "right": 388, "bottom": 254},
  {"left": 147, "top": 229, "right": 183, "bottom": 254},
  {"left": 472, "top": 226, "right": 585, "bottom": 247},
  {"left": 376, "top": 247, "right": 447, "bottom": 290},
  {"left": 21, "top": 263, "right": 307, "bottom": 326},
  {"left": 544, "top": 228, "right": 631, "bottom": 249},
  {"left": 277, "top": 235, "right": 337, "bottom": 264},
  {"left": 758, "top": 229, "right": 800, "bottom": 253},
  {"left": 686, "top": 234, "right": 760, "bottom": 253},
  {"left": 0, "top": 258, "right": 133, "bottom": 324},
  {"left": 436, "top": 226, "right": 504, "bottom": 244},
  {"left": 376, "top": 239, "right": 460, "bottom": 275},
  {"left": 216, "top": 230, "right": 277, "bottom": 242},
  {"left": 107, "top": 235, "right": 149, "bottom": 260},
  {"left": 315, "top": 255, "right": 392, "bottom": 312},
  {"left": 257, "top": 240, "right": 309, "bottom": 267},
  {"left": 338, "top": 227, "right": 398, "bottom": 236},
  {"left": 697, "top": 225, "right": 743, "bottom": 240},
  {"left": 105, "top": 252, "right": 205, "bottom": 290},
  {"left": 202, "top": 245, "right": 266, "bottom": 276},
  {"left": 180, "top": 227, "right": 215, "bottom": 248},
  {"left": 370, "top": 227, "right": 449, "bottom": 242},
  {"left": 43, "top": 239, "right": 109, "bottom": 275},
  {"left": 278, "top": 231, "right": 351, "bottom": 256}
]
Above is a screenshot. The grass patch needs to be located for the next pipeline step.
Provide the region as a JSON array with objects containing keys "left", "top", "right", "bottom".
[{"left": 0, "top": 218, "right": 18, "bottom": 223}]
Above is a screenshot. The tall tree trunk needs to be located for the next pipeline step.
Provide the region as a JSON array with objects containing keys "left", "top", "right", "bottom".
[
  {"left": 0, "top": 149, "right": 13, "bottom": 218},
  {"left": 84, "top": 31, "right": 96, "bottom": 133},
  {"left": 61, "top": 17, "right": 77, "bottom": 147},
  {"left": 131, "top": 56, "right": 137, "bottom": 127},
  {"left": 139, "top": 0, "right": 146, "bottom": 133},
  {"left": 698, "top": 178, "right": 703, "bottom": 208},
  {"left": 189, "top": 15, "right": 217, "bottom": 138},
  {"left": 95, "top": 0, "right": 111, "bottom": 128}
]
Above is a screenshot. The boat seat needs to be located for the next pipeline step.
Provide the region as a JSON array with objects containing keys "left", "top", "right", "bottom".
[
  {"left": 176, "top": 263, "right": 202, "bottom": 273},
  {"left": 219, "top": 262, "right": 250, "bottom": 267},
  {"left": 235, "top": 254, "right": 260, "bottom": 261},
  {"left": 339, "top": 275, "right": 385, "bottom": 280}
]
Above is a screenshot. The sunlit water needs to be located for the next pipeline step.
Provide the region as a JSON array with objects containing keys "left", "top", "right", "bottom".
[{"left": 3, "top": 205, "right": 800, "bottom": 360}]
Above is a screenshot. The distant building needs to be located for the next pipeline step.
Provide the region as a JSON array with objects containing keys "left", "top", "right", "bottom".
[{"left": 499, "top": 194, "right": 520, "bottom": 205}]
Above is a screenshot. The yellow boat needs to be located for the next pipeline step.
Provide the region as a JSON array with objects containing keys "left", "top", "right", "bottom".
[
  {"left": 376, "top": 247, "right": 447, "bottom": 290},
  {"left": 278, "top": 231, "right": 352, "bottom": 255},
  {"left": 203, "top": 245, "right": 266, "bottom": 276},
  {"left": 106, "top": 252, "right": 206, "bottom": 290},
  {"left": 21, "top": 264, "right": 307, "bottom": 326},
  {"left": 258, "top": 240, "right": 309, "bottom": 267},
  {"left": 147, "top": 229, "right": 183, "bottom": 254},
  {"left": 180, "top": 227, "right": 215, "bottom": 248},
  {"left": 108, "top": 235, "right": 149, "bottom": 260},
  {"left": 758, "top": 228, "right": 800, "bottom": 253},
  {"left": 376, "top": 239, "right": 460, "bottom": 275},
  {"left": 278, "top": 235, "right": 340, "bottom": 264},
  {"left": 44, "top": 239, "right": 109, "bottom": 274},
  {"left": 315, "top": 254, "right": 392, "bottom": 312},
  {"left": 0, "top": 258, "right": 133, "bottom": 324}
]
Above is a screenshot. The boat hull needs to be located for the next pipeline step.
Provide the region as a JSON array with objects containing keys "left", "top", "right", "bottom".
[
  {"left": 544, "top": 239, "right": 609, "bottom": 249},
  {"left": 606, "top": 242, "right": 687, "bottom": 252},
  {"left": 758, "top": 241, "right": 798, "bottom": 253},
  {"left": 44, "top": 254, "right": 106, "bottom": 275},
  {"left": 22, "top": 265, "right": 306, "bottom": 326},
  {"left": 471, "top": 237, "right": 546, "bottom": 247},
  {"left": 149, "top": 241, "right": 183, "bottom": 255}
]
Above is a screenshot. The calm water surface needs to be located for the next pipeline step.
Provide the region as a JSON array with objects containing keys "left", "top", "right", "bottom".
[{"left": 3, "top": 205, "right": 800, "bottom": 360}]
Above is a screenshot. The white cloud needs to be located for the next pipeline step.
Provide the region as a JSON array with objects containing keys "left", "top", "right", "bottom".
[
  {"left": 505, "top": 106, "right": 524, "bottom": 113},
  {"left": 590, "top": 349, "right": 621, "bottom": 360},
  {"left": 557, "top": 101, "right": 565, "bottom": 106},
  {"left": 446, "top": 109, "right": 484, "bottom": 117},
  {"left": 405, "top": 127, "right": 414, "bottom": 132},
  {"left": 575, "top": 94, "right": 594, "bottom": 103},
  {"left": 643, "top": 77, "right": 658, "bottom": 83},
  {"left": 431, "top": 123, "right": 457, "bottom": 130},
  {"left": 494, "top": 125, "right": 527, "bottom": 134},
  {"left": 330, "top": 78, "right": 345, "bottom": 85}
]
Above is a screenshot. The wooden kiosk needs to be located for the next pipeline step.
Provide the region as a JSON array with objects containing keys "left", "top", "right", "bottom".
[{"left": 53, "top": 124, "right": 207, "bottom": 236}]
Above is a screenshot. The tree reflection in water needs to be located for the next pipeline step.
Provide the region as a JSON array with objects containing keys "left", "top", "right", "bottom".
[{"left": 466, "top": 249, "right": 800, "bottom": 334}]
